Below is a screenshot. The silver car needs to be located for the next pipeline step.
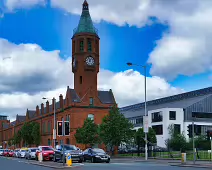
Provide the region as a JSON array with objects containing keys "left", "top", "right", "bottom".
[
  {"left": 0, "top": 149, "right": 3, "bottom": 156},
  {"left": 17, "top": 149, "right": 27, "bottom": 158},
  {"left": 25, "top": 148, "right": 37, "bottom": 160},
  {"left": 14, "top": 149, "right": 19, "bottom": 157}
]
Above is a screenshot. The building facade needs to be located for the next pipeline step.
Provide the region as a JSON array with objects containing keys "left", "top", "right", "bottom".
[
  {"left": 0, "top": 0, "right": 116, "bottom": 149},
  {"left": 120, "top": 87, "right": 212, "bottom": 148}
]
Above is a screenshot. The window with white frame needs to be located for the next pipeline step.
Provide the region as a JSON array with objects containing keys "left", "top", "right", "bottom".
[{"left": 88, "top": 114, "right": 94, "bottom": 120}]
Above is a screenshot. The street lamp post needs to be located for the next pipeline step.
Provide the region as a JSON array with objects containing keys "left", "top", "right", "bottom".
[
  {"left": 42, "top": 97, "right": 56, "bottom": 149},
  {"left": 127, "top": 62, "right": 148, "bottom": 161}
]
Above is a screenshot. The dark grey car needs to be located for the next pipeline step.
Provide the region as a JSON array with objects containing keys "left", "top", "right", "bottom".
[{"left": 53, "top": 145, "right": 83, "bottom": 163}]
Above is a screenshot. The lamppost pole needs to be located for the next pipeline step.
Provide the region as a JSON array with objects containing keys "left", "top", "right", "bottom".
[
  {"left": 127, "top": 62, "right": 148, "bottom": 161},
  {"left": 144, "top": 65, "right": 148, "bottom": 161},
  {"left": 42, "top": 97, "right": 56, "bottom": 149}
]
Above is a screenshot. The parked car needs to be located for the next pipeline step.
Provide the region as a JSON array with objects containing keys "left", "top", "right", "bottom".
[
  {"left": 35, "top": 146, "right": 54, "bottom": 161},
  {"left": 83, "top": 148, "right": 110, "bottom": 163},
  {"left": 25, "top": 148, "right": 37, "bottom": 160},
  {"left": 17, "top": 148, "right": 28, "bottom": 158},
  {"left": 0, "top": 149, "right": 4, "bottom": 156},
  {"left": 53, "top": 145, "right": 83, "bottom": 163},
  {"left": 8, "top": 150, "right": 14, "bottom": 157},
  {"left": 14, "top": 149, "right": 20, "bottom": 157},
  {"left": 3, "top": 149, "right": 9, "bottom": 156}
]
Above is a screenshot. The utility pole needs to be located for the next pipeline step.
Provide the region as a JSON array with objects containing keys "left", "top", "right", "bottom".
[
  {"left": 144, "top": 66, "right": 148, "bottom": 161},
  {"left": 62, "top": 118, "right": 65, "bottom": 166}
]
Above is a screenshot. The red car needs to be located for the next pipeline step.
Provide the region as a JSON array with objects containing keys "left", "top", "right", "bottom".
[
  {"left": 3, "top": 149, "right": 9, "bottom": 156},
  {"left": 8, "top": 150, "right": 14, "bottom": 157},
  {"left": 36, "top": 146, "right": 54, "bottom": 161}
]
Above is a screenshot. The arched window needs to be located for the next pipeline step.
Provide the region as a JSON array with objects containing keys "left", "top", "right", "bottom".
[
  {"left": 87, "top": 39, "right": 92, "bottom": 52},
  {"left": 88, "top": 114, "right": 94, "bottom": 121},
  {"left": 66, "top": 138, "right": 70, "bottom": 144}
]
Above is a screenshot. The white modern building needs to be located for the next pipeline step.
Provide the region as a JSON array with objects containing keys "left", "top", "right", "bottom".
[{"left": 120, "top": 87, "right": 212, "bottom": 148}]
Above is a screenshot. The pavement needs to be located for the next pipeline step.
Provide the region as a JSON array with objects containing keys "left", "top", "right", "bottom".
[{"left": 0, "top": 156, "right": 212, "bottom": 170}]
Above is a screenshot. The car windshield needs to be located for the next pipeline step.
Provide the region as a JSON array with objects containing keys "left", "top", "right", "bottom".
[
  {"left": 64, "top": 145, "right": 77, "bottom": 151},
  {"left": 92, "top": 149, "right": 105, "bottom": 154},
  {"left": 42, "top": 147, "right": 53, "bottom": 151},
  {"left": 31, "top": 149, "right": 37, "bottom": 152}
]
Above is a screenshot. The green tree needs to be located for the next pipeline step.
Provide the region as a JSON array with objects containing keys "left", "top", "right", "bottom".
[
  {"left": 166, "top": 124, "right": 188, "bottom": 152},
  {"left": 75, "top": 118, "right": 100, "bottom": 147},
  {"left": 31, "top": 122, "right": 41, "bottom": 146},
  {"left": 13, "top": 130, "right": 22, "bottom": 146},
  {"left": 21, "top": 122, "right": 34, "bottom": 146},
  {"left": 134, "top": 127, "right": 157, "bottom": 156},
  {"left": 99, "top": 106, "right": 134, "bottom": 154}
]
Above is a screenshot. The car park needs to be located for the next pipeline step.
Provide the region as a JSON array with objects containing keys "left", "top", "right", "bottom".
[
  {"left": 83, "top": 148, "right": 110, "bottom": 163},
  {"left": 53, "top": 145, "right": 83, "bottom": 163},
  {"left": 25, "top": 148, "right": 37, "bottom": 160},
  {"left": 35, "top": 146, "right": 54, "bottom": 161},
  {"left": 17, "top": 148, "right": 28, "bottom": 158}
]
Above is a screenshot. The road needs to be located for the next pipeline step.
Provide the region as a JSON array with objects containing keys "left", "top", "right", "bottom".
[{"left": 0, "top": 156, "right": 208, "bottom": 170}]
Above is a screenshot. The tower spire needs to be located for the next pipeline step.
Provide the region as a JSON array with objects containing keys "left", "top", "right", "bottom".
[
  {"left": 73, "top": 0, "right": 98, "bottom": 36},
  {"left": 83, "top": 0, "right": 89, "bottom": 10}
]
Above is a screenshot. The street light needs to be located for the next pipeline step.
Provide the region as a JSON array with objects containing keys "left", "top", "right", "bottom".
[
  {"left": 127, "top": 62, "right": 148, "bottom": 161},
  {"left": 42, "top": 97, "right": 56, "bottom": 149}
]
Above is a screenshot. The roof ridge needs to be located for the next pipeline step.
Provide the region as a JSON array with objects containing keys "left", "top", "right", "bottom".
[{"left": 120, "top": 86, "right": 212, "bottom": 112}]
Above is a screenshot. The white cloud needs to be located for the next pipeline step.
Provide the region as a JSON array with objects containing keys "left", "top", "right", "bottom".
[
  {"left": 50, "top": 0, "right": 212, "bottom": 80},
  {"left": 0, "top": 39, "right": 183, "bottom": 120},
  {"left": 4, "top": 0, "right": 46, "bottom": 11}
]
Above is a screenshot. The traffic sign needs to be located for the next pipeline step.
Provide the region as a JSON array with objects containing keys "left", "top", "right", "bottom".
[
  {"left": 66, "top": 153, "right": 72, "bottom": 167},
  {"left": 143, "top": 116, "right": 149, "bottom": 133}
]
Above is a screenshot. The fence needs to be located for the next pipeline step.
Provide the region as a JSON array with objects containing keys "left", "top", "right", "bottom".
[{"left": 118, "top": 149, "right": 212, "bottom": 161}]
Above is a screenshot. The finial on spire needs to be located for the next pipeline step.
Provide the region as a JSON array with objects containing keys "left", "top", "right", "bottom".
[{"left": 83, "top": 0, "right": 89, "bottom": 11}]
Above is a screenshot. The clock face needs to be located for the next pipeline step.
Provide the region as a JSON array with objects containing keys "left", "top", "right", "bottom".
[{"left": 86, "top": 56, "right": 94, "bottom": 66}]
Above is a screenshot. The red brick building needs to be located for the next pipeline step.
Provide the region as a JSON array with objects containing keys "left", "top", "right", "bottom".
[{"left": 0, "top": 0, "right": 116, "bottom": 149}]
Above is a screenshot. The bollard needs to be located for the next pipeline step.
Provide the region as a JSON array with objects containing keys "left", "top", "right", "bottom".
[
  {"left": 66, "top": 153, "right": 72, "bottom": 167},
  {"left": 181, "top": 153, "right": 186, "bottom": 164},
  {"left": 38, "top": 153, "right": 43, "bottom": 162}
]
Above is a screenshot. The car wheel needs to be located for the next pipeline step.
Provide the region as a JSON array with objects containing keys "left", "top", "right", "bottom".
[
  {"left": 78, "top": 159, "right": 83, "bottom": 163},
  {"left": 106, "top": 160, "right": 110, "bottom": 163}
]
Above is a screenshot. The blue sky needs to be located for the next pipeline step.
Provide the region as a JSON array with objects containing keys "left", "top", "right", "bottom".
[{"left": 0, "top": 0, "right": 211, "bottom": 119}]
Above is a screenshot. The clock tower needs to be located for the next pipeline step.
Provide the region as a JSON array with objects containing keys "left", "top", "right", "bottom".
[{"left": 72, "top": 0, "right": 100, "bottom": 100}]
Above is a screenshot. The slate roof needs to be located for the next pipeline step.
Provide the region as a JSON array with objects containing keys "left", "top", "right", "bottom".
[
  {"left": 28, "top": 110, "right": 36, "bottom": 119},
  {"left": 121, "top": 87, "right": 212, "bottom": 118},
  {"left": 73, "top": 0, "right": 98, "bottom": 36},
  {"left": 98, "top": 90, "right": 115, "bottom": 104},
  {"left": 16, "top": 115, "right": 26, "bottom": 122},
  {"left": 10, "top": 121, "right": 16, "bottom": 126}
]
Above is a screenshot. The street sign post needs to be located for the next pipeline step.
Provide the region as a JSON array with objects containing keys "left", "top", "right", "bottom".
[
  {"left": 143, "top": 116, "right": 149, "bottom": 133},
  {"left": 66, "top": 153, "right": 72, "bottom": 167}
]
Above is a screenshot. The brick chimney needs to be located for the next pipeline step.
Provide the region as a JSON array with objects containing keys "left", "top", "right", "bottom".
[
  {"left": 46, "top": 100, "right": 49, "bottom": 113},
  {"left": 52, "top": 98, "right": 56, "bottom": 111},
  {"left": 59, "top": 94, "right": 63, "bottom": 108},
  {"left": 41, "top": 103, "right": 44, "bottom": 114},
  {"left": 36, "top": 105, "right": 39, "bottom": 116}
]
